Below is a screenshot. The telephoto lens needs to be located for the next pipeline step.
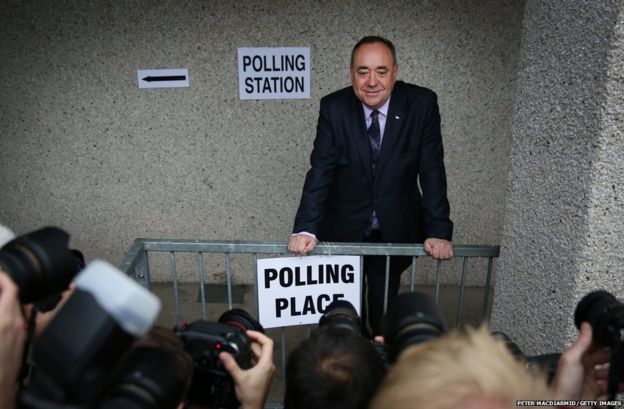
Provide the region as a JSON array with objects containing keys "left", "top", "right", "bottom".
[
  {"left": 381, "top": 292, "right": 448, "bottom": 363},
  {"left": 574, "top": 290, "right": 624, "bottom": 347},
  {"left": 98, "top": 347, "right": 186, "bottom": 409},
  {"left": 0, "top": 226, "right": 81, "bottom": 303},
  {"left": 318, "top": 299, "right": 362, "bottom": 334}
]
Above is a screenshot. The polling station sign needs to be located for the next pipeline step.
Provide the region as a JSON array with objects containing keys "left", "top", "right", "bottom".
[
  {"left": 256, "top": 255, "right": 361, "bottom": 328},
  {"left": 238, "top": 47, "right": 310, "bottom": 100}
]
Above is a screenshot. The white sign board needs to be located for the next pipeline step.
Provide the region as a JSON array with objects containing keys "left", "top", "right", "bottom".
[
  {"left": 256, "top": 255, "right": 361, "bottom": 329},
  {"left": 238, "top": 47, "right": 310, "bottom": 100},
  {"left": 137, "top": 68, "right": 189, "bottom": 89}
]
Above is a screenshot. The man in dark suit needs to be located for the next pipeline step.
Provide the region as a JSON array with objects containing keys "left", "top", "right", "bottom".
[{"left": 288, "top": 36, "right": 453, "bottom": 334}]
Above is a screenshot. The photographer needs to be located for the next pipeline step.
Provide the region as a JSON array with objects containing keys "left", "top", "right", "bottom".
[
  {"left": 371, "top": 326, "right": 551, "bottom": 409},
  {"left": 179, "top": 309, "right": 275, "bottom": 409},
  {"left": 216, "top": 330, "right": 275, "bottom": 409},
  {"left": 0, "top": 270, "right": 26, "bottom": 409},
  {"left": 552, "top": 322, "right": 614, "bottom": 401},
  {"left": 283, "top": 326, "right": 386, "bottom": 409}
]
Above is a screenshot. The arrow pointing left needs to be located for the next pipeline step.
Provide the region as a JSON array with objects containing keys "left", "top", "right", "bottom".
[{"left": 138, "top": 69, "right": 189, "bottom": 89}]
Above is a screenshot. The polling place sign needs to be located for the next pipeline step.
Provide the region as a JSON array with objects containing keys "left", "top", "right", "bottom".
[
  {"left": 256, "top": 255, "right": 361, "bottom": 328},
  {"left": 238, "top": 47, "right": 310, "bottom": 100}
]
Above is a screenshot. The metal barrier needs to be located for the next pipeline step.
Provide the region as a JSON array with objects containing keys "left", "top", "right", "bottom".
[{"left": 119, "top": 239, "right": 499, "bottom": 408}]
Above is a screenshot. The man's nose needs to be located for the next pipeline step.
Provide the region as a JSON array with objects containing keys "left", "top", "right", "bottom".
[{"left": 366, "top": 72, "right": 378, "bottom": 87}]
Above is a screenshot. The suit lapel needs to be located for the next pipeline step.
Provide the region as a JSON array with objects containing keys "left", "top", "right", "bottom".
[
  {"left": 347, "top": 93, "right": 374, "bottom": 184},
  {"left": 375, "top": 83, "right": 406, "bottom": 185}
]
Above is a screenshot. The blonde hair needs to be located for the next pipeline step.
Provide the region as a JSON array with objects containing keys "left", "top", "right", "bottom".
[{"left": 371, "top": 326, "right": 552, "bottom": 409}]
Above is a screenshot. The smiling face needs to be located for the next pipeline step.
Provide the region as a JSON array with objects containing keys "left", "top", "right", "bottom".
[{"left": 350, "top": 42, "right": 398, "bottom": 109}]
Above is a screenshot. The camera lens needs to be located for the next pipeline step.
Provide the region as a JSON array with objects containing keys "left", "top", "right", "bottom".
[
  {"left": 575, "top": 290, "right": 624, "bottom": 347},
  {"left": 99, "top": 347, "right": 184, "bottom": 409},
  {"left": 381, "top": 292, "right": 447, "bottom": 363},
  {"left": 0, "top": 226, "right": 81, "bottom": 303},
  {"left": 318, "top": 299, "right": 362, "bottom": 334},
  {"left": 218, "top": 308, "right": 265, "bottom": 333}
]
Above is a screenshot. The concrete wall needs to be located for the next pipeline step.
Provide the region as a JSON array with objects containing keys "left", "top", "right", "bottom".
[
  {"left": 491, "top": 0, "right": 624, "bottom": 354},
  {"left": 0, "top": 0, "right": 525, "bottom": 281}
]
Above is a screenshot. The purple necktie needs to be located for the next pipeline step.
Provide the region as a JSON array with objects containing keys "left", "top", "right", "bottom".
[
  {"left": 367, "top": 110, "right": 381, "bottom": 234},
  {"left": 368, "top": 110, "right": 381, "bottom": 173}
]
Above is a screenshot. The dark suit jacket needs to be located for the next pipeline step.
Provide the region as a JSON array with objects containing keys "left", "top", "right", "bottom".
[{"left": 293, "top": 80, "right": 453, "bottom": 244}]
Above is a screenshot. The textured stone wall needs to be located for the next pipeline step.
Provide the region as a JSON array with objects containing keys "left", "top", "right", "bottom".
[
  {"left": 0, "top": 0, "right": 525, "bottom": 282},
  {"left": 491, "top": 0, "right": 624, "bottom": 354}
]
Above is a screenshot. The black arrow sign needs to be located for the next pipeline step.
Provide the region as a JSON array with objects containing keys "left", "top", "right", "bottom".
[{"left": 142, "top": 75, "right": 186, "bottom": 82}]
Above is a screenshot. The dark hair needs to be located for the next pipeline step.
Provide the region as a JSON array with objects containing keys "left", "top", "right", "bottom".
[
  {"left": 351, "top": 36, "right": 397, "bottom": 66},
  {"left": 284, "top": 327, "right": 386, "bottom": 409}
]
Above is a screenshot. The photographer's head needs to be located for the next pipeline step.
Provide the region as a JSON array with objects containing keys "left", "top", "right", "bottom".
[
  {"left": 284, "top": 326, "right": 386, "bottom": 409},
  {"left": 371, "top": 326, "right": 550, "bottom": 409}
]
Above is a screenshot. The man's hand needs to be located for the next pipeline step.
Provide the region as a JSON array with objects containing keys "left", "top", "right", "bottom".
[
  {"left": 0, "top": 271, "right": 26, "bottom": 409},
  {"left": 424, "top": 238, "right": 453, "bottom": 260},
  {"left": 288, "top": 234, "right": 317, "bottom": 256},
  {"left": 552, "top": 322, "right": 612, "bottom": 401},
  {"left": 219, "top": 330, "right": 275, "bottom": 409}
]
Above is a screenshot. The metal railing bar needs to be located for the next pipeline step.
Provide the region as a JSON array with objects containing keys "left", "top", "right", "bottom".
[
  {"left": 138, "top": 239, "right": 500, "bottom": 258},
  {"left": 197, "top": 252, "right": 207, "bottom": 320},
  {"left": 253, "top": 253, "right": 259, "bottom": 319},
  {"left": 118, "top": 239, "right": 146, "bottom": 274},
  {"left": 226, "top": 253, "right": 233, "bottom": 309},
  {"left": 170, "top": 252, "right": 181, "bottom": 326},
  {"left": 434, "top": 260, "right": 442, "bottom": 303},
  {"left": 383, "top": 256, "right": 391, "bottom": 314},
  {"left": 456, "top": 257, "right": 468, "bottom": 328},
  {"left": 359, "top": 255, "right": 364, "bottom": 319},
  {"left": 410, "top": 257, "right": 417, "bottom": 291},
  {"left": 133, "top": 251, "right": 151, "bottom": 289},
  {"left": 482, "top": 257, "right": 494, "bottom": 320}
]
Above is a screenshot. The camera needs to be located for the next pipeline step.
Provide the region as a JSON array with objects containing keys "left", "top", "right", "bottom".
[
  {"left": 318, "top": 299, "right": 363, "bottom": 333},
  {"left": 575, "top": 290, "right": 624, "bottom": 347},
  {"left": 381, "top": 292, "right": 448, "bottom": 363},
  {"left": 575, "top": 290, "right": 624, "bottom": 400},
  {"left": 177, "top": 308, "right": 264, "bottom": 409},
  {"left": 19, "top": 260, "right": 161, "bottom": 409},
  {"left": 0, "top": 226, "right": 82, "bottom": 303}
]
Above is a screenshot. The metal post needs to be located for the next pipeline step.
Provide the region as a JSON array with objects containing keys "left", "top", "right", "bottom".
[
  {"left": 197, "top": 252, "right": 207, "bottom": 320},
  {"left": 226, "top": 253, "right": 233, "bottom": 309},
  {"left": 134, "top": 250, "right": 151, "bottom": 290},
  {"left": 456, "top": 257, "right": 468, "bottom": 328},
  {"left": 435, "top": 260, "right": 442, "bottom": 303},
  {"left": 170, "top": 252, "right": 181, "bottom": 326},
  {"left": 482, "top": 257, "right": 494, "bottom": 320}
]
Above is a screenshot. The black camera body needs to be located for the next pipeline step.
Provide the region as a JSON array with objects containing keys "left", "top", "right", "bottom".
[
  {"left": 178, "top": 319, "right": 253, "bottom": 374},
  {"left": 177, "top": 308, "right": 263, "bottom": 409}
]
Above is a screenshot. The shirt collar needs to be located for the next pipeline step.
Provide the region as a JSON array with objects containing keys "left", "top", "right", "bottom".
[{"left": 362, "top": 96, "right": 391, "bottom": 119}]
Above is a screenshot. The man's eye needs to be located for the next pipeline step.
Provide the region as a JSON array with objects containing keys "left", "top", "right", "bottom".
[{"left": 377, "top": 71, "right": 388, "bottom": 76}]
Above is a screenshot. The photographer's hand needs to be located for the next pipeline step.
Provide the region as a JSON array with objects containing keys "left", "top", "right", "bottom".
[
  {"left": 0, "top": 271, "right": 26, "bottom": 409},
  {"left": 552, "top": 322, "right": 611, "bottom": 400},
  {"left": 22, "top": 282, "right": 75, "bottom": 339},
  {"left": 219, "top": 330, "right": 275, "bottom": 409}
]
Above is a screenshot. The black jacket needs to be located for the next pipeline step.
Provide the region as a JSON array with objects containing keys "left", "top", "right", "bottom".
[{"left": 293, "top": 80, "right": 453, "bottom": 243}]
